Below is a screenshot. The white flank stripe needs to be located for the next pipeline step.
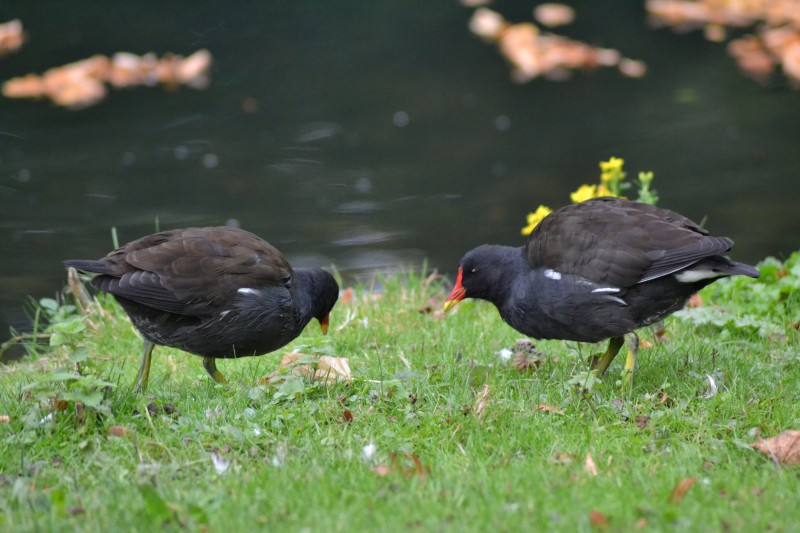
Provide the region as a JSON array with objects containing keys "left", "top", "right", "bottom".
[
  {"left": 592, "top": 287, "right": 620, "bottom": 293},
  {"left": 237, "top": 287, "right": 259, "bottom": 295},
  {"left": 544, "top": 269, "right": 562, "bottom": 280}
]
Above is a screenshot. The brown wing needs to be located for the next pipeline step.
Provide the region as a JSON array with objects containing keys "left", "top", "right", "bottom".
[
  {"left": 525, "top": 197, "right": 733, "bottom": 288},
  {"left": 90, "top": 227, "right": 292, "bottom": 316}
]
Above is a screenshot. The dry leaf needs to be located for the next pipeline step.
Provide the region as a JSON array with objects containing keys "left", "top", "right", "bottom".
[
  {"left": 108, "top": 425, "right": 130, "bottom": 437},
  {"left": 536, "top": 404, "right": 564, "bottom": 414},
  {"left": 474, "top": 384, "right": 491, "bottom": 419},
  {"left": 688, "top": 293, "right": 703, "bottom": 308},
  {"left": 341, "top": 287, "right": 354, "bottom": 304},
  {"left": 3, "top": 49, "right": 212, "bottom": 109},
  {"left": 669, "top": 477, "right": 697, "bottom": 504},
  {"left": 388, "top": 452, "right": 430, "bottom": 479},
  {"left": 370, "top": 464, "right": 391, "bottom": 476},
  {"left": 584, "top": 453, "right": 599, "bottom": 476},
  {"left": 342, "top": 410, "right": 354, "bottom": 423},
  {"left": 0, "top": 19, "right": 24, "bottom": 56},
  {"left": 0, "top": 415, "right": 10, "bottom": 423},
  {"left": 634, "top": 517, "right": 648, "bottom": 529},
  {"left": 261, "top": 352, "right": 352, "bottom": 385},
  {"left": 634, "top": 415, "right": 650, "bottom": 430},
  {"left": 533, "top": 3, "right": 575, "bottom": 27},
  {"left": 752, "top": 430, "right": 800, "bottom": 465},
  {"left": 549, "top": 452, "right": 575, "bottom": 465},
  {"left": 589, "top": 510, "right": 610, "bottom": 529},
  {"left": 512, "top": 351, "right": 542, "bottom": 371}
]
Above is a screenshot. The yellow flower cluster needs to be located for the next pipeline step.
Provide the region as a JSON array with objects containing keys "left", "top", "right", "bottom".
[
  {"left": 600, "top": 156, "right": 625, "bottom": 182},
  {"left": 520, "top": 205, "right": 553, "bottom": 236},
  {"left": 521, "top": 157, "right": 644, "bottom": 236},
  {"left": 569, "top": 183, "right": 614, "bottom": 203}
]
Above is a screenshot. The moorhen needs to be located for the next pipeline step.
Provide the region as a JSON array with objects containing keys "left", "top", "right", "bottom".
[
  {"left": 65, "top": 226, "right": 339, "bottom": 392},
  {"left": 444, "top": 197, "right": 759, "bottom": 384}
]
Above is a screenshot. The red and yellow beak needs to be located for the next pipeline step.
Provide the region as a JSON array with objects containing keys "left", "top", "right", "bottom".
[
  {"left": 319, "top": 313, "right": 330, "bottom": 335},
  {"left": 443, "top": 267, "right": 466, "bottom": 312}
]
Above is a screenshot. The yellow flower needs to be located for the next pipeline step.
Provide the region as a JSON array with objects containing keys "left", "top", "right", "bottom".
[
  {"left": 570, "top": 184, "right": 597, "bottom": 203},
  {"left": 600, "top": 157, "right": 624, "bottom": 174},
  {"left": 597, "top": 184, "right": 615, "bottom": 197},
  {"left": 521, "top": 205, "right": 552, "bottom": 235}
]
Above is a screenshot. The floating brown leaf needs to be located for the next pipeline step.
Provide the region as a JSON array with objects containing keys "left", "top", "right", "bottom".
[
  {"left": 533, "top": 3, "right": 575, "bottom": 27},
  {"left": 468, "top": 8, "right": 642, "bottom": 84},
  {"left": 668, "top": 477, "right": 697, "bottom": 504},
  {"left": 752, "top": 430, "right": 800, "bottom": 465},
  {"left": 0, "top": 19, "right": 24, "bottom": 56},
  {"left": 2, "top": 49, "right": 212, "bottom": 109}
]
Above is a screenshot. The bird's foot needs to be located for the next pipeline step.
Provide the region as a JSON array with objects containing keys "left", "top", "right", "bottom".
[{"left": 203, "top": 357, "right": 228, "bottom": 384}]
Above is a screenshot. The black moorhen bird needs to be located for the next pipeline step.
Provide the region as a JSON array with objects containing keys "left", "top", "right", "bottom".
[
  {"left": 65, "top": 226, "right": 339, "bottom": 392},
  {"left": 444, "top": 197, "right": 760, "bottom": 385}
]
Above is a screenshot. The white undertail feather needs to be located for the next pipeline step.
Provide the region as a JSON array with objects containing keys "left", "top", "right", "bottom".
[{"left": 674, "top": 269, "right": 725, "bottom": 283}]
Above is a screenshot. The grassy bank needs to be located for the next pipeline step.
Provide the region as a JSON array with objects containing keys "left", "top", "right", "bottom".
[{"left": 1, "top": 260, "right": 799, "bottom": 532}]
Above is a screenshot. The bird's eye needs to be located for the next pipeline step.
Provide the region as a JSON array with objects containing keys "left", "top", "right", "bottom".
[{"left": 282, "top": 275, "right": 292, "bottom": 287}]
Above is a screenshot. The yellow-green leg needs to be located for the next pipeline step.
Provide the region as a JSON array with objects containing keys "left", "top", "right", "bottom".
[
  {"left": 621, "top": 332, "right": 639, "bottom": 388},
  {"left": 203, "top": 357, "right": 228, "bottom": 384},
  {"left": 134, "top": 340, "right": 155, "bottom": 393},
  {"left": 590, "top": 336, "right": 624, "bottom": 376}
]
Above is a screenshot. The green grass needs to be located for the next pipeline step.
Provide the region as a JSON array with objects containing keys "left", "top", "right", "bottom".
[{"left": 1, "top": 267, "right": 799, "bottom": 532}]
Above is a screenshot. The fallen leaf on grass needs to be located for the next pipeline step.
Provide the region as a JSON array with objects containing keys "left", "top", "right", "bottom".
[
  {"left": 341, "top": 287, "right": 354, "bottom": 304},
  {"left": 261, "top": 353, "right": 352, "bottom": 385},
  {"left": 509, "top": 339, "right": 546, "bottom": 371},
  {"left": 589, "top": 510, "right": 610, "bottom": 529},
  {"left": 584, "top": 453, "right": 599, "bottom": 476},
  {"left": 108, "top": 425, "right": 130, "bottom": 437},
  {"left": 342, "top": 409, "right": 354, "bottom": 423},
  {"left": 370, "top": 464, "right": 391, "bottom": 476},
  {"left": 634, "top": 415, "right": 650, "bottom": 430},
  {"left": 688, "top": 293, "right": 703, "bottom": 308},
  {"left": 474, "top": 384, "right": 491, "bottom": 419},
  {"left": 536, "top": 404, "right": 564, "bottom": 414},
  {"left": 0, "top": 415, "right": 9, "bottom": 423},
  {"left": 668, "top": 477, "right": 697, "bottom": 504},
  {"left": 549, "top": 452, "right": 575, "bottom": 465},
  {"left": 752, "top": 430, "right": 800, "bottom": 465}
]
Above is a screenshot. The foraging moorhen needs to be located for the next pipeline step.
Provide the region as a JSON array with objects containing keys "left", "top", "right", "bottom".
[
  {"left": 444, "top": 197, "right": 760, "bottom": 384},
  {"left": 65, "top": 226, "right": 339, "bottom": 392}
]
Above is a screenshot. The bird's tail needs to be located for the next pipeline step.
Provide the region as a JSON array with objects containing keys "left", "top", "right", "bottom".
[{"left": 63, "top": 260, "right": 113, "bottom": 275}]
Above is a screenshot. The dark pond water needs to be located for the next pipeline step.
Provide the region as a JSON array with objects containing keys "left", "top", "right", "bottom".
[{"left": 2, "top": 1, "right": 799, "bottom": 347}]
